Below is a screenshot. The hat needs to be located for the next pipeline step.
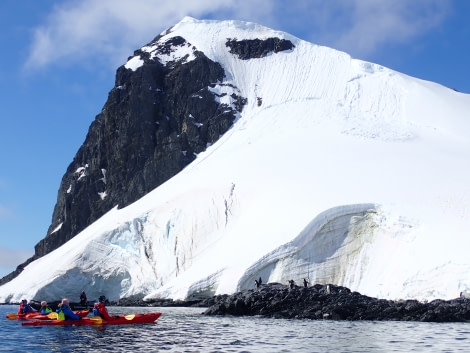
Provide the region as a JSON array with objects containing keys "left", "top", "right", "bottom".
[
  {"left": 41, "top": 301, "right": 47, "bottom": 306},
  {"left": 99, "top": 295, "right": 106, "bottom": 302},
  {"left": 21, "top": 299, "right": 27, "bottom": 303}
]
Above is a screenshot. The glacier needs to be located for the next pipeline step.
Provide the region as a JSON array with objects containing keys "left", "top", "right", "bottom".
[{"left": 1, "top": 17, "right": 470, "bottom": 304}]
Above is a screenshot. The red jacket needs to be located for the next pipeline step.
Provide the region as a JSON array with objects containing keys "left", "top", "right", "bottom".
[
  {"left": 17, "top": 304, "right": 24, "bottom": 315},
  {"left": 98, "top": 302, "right": 114, "bottom": 321}
]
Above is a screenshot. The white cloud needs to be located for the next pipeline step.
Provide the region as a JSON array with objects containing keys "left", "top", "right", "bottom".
[
  {"left": 299, "top": 0, "right": 451, "bottom": 58},
  {"left": 339, "top": 1, "right": 449, "bottom": 56},
  {"left": 24, "top": 0, "right": 452, "bottom": 72}
]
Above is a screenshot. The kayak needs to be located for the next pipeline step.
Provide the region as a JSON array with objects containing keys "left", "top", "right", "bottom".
[
  {"left": 21, "top": 312, "right": 162, "bottom": 326},
  {"left": 6, "top": 312, "right": 42, "bottom": 320},
  {"left": 6, "top": 310, "right": 89, "bottom": 320}
]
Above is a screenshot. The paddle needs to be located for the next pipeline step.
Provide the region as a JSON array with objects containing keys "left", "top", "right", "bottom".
[
  {"left": 47, "top": 312, "right": 58, "bottom": 320},
  {"left": 90, "top": 316, "right": 103, "bottom": 324},
  {"left": 6, "top": 313, "right": 18, "bottom": 320}
]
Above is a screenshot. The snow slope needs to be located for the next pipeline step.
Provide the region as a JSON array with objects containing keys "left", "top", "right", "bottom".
[{"left": 1, "top": 17, "right": 470, "bottom": 303}]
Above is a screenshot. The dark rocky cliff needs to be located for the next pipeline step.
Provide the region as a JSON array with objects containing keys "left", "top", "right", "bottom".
[
  {"left": 35, "top": 36, "right": 246, "bottom": 258},
  {"left": 0, "top": 33, "right": 294, "bottom": 285}
]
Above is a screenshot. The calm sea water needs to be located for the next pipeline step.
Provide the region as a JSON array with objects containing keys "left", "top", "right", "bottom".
[{"left": 1, "top": 304, "right": 469, "bottom": 352}]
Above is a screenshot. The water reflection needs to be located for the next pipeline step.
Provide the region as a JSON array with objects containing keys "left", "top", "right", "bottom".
[{"left": 2, "top": 305, "right": 470, "bottom": 352}]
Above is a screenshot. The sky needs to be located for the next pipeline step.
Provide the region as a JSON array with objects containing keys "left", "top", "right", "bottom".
[
  {"left": 1, "top": 0, "right": 470, "bottom": 279},
  {"left": 0, "top": 15, "right": 469, "bottom": 303}
]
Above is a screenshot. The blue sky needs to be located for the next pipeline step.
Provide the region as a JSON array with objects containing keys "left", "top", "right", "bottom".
[{"left": 0, "top": 0, "right": 469, "bottom": 279}]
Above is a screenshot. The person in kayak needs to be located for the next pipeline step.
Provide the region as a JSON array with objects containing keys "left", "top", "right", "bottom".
[
  {"left": 56, "top": 298, "right": 81, "bottom": 320},
  {"left": 18, "top": 299, "right": 36, "bottom": 315},
  {"left": 40, "top": 301, "right": 52, "bottom": 314},
  {"left": 80, "top": 291, "right": 87, "bottom": 306},
  {"left": 97, "top": 295, "right": 118, "bottom": 321}
]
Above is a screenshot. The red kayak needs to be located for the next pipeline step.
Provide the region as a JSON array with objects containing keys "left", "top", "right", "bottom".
[
  {"left": 6, "top": 310, "right": 89, "bottom": 321},
  {"left": 21, "top": 312, "right": 162, "bottom": 326}
]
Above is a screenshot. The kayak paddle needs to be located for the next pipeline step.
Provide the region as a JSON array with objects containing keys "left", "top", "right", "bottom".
[
  {"left": 47, "top": 312, "right": 58, "bottom": 319},
  {"left": 90, "top": 316, "right": 103, "bottom": 324}
]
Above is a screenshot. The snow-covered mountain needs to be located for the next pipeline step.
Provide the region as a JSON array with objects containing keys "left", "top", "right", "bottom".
[{"left": 2, "top": 17, "right": 470, "bottom": 303}]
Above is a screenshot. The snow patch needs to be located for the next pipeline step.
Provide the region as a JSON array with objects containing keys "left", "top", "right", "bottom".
[
  {"left": 50, "top": 222, "right": 63, "bottom": 235},
  {"left": 124, "top": 56, "right": 144, "bottom": 71},
  {"left": 75, "top": 164, "right": 88, "bottom": 181}
]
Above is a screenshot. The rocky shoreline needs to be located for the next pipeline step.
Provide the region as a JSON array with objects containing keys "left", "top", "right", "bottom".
[
  {"left": 11, "top": 283, "right": 470, "bottom": 322},
  {"left": 201, "top": 283, "right": 470, "bottom": 322},
  {"left": 117, "top": 283, "right": 470, "bottom": 322}
]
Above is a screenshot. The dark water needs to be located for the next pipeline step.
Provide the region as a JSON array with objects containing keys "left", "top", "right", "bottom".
[{"left": 1, "top": 305, "right": 469, "bottom": 352}]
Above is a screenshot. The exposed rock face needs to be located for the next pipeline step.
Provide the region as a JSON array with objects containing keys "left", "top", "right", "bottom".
[
  {"left": 225, "top": 37, "right": 295, "bottom": 59},
  {"left": 203, "top": 283, "right": 470, "bottom": 322},
  {"left": 36, "top": 36, "right": 246, "bottom": 257}
]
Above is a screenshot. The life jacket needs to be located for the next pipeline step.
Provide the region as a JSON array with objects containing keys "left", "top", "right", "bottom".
[
  {"left": 20, "top": 304, "right": 34, "bottom": 313},
  {"left": 56, "top": 308, "right": 65, "bottom": 321},
  {"left": 41, "top": 307, "right": 52, "bottom": 314}
]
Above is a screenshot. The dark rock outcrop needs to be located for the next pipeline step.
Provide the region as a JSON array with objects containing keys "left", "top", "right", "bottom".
[
  {"left": 203, "top": 283, "right": 470, "bottom": 322},
  {"left": 225, "top": 37, "right": 295, "bottom": 60},
  {"left": 35, "top": 36, "right": 246, "bottom": 258}
]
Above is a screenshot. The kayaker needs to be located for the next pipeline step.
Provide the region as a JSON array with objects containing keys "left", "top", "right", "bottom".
[
  {"left": 40, "top": 301, "right": 53, "bottom": 314},
  {"left": 56, "top": 298, "right": 81, "bottom": 320},
  {"left": 97, "top": 295, "right": 116, "bottom": 321},
  {"left": 80, "top": 291, "right": 87, "bottom": 306},
  {"left": 18, "top": 299, "right": 35, "bottom": 315}
]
